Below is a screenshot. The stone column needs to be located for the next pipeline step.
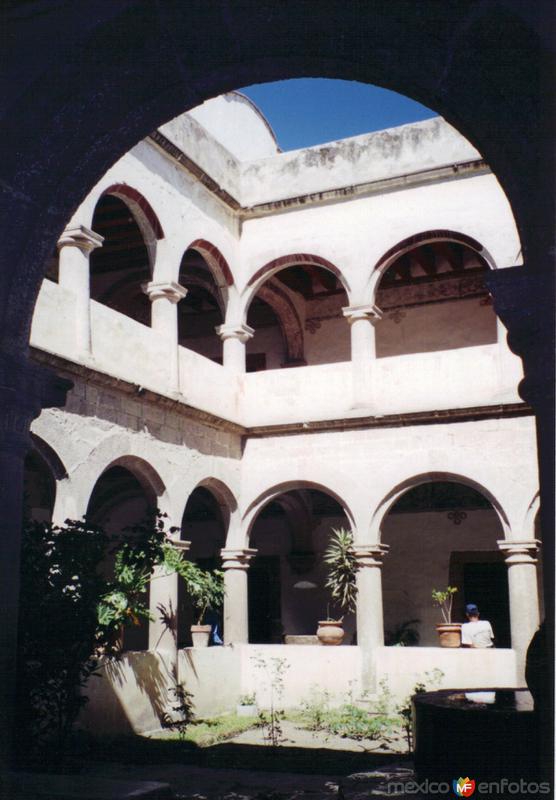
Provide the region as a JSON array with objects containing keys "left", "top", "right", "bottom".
[
  {"left": 354, "top": 544, "right": 389, "bottom": 651},
  {"left": 149, "top": 538, "right": 190, "bottom": 671},
  {"left": 0, "top": 354, "right": 71, "bottom": 774},
  {"left": 57, "top": 225, "right": 104, "bottom": 358},
  {"left": 143, "top": 281, "right": 187, "bottom": 392},
  {"left": 216, "top": 323, "right": 254, "bottom": 373},
  {"left": 342, "top": 304, "right": 382, "bottom": 409},
  {"left": 498, "top": 539, "right": 541, "bottom": 680},
  {"left": 221, "top": 548, "right": 257, "bottom": 644}
]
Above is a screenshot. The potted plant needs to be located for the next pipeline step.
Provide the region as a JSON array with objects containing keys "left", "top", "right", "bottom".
[
  {"left": 236, "top": 693, "right": 257, "bottom": 717},
  {"left": 318, "top": 527, "right": 358, "bottom": 645},
  {"left": 178, "top": 560, "right": 225, "bottom": 647},
  {"left": 431, "top": 586, "right": 461, "bottom": 647}
]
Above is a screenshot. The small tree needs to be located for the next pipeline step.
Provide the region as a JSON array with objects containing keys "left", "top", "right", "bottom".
[
  {"left": 431, "top": 586, "right": 458, "bottom": 624},
  {"left": 16, "top": 511, "right": 179, "bottom": 757},
  {"left": 323, "top": 527, "right": 358, "bottom": 620},
  {"left": 16, "top": 517, "right": 108, "bottom": 755},
  {"left": 97, "top": 512, "right": 179, "bottom": 654}
]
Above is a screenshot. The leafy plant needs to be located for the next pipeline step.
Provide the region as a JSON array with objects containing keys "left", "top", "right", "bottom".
[
  {"left": 299, "top": 687, "right": 332, "bottom": 731},
  {"left": 16, "top": 511, "right": 181, "bottom": 758},
  {"left": 324, "top": 704, "right": 397, "bottom": 740},
  {"left": 96, "top": 513, "right": 178, "bottom": 655},
  {"left": 252, "top": 654, "right": 289, "bottom": 746},
  {"left": 431, "top": 586, "right": 458, "bottom": 624},
  {"left": 323, "top": 527, "right": 359, "bottom": 620},
  {"left": 239, "top": 693, "right": 256, "bottom": 706},
  {"left": 16, "top": 517, "right": 109, "bottom": 756},
  {"left": 163, "top": 682, "right": 195, "bottom": 740},
  {"left": 397, "top": 668, "right": 445, "bottom": 753},
  {"left": 163, "top": 545, "right": 224, "bottom": 625}
]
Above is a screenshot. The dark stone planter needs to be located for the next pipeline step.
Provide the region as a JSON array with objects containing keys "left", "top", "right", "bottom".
[{"left": 414, "top": 688, "right": 539, "bottom": 784}]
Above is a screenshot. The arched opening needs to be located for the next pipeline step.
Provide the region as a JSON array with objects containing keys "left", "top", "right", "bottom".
[
  {"left": 178, "top": 248, "right": 226, "bottom": 362},
  {"left": 248, "top": 488, "right": 352, "bottom": 643},
  {"left": 23, "top": 450, "right": 56, "bottom": 523},
  {"left": 381, "top": 480, "right": 510, "bottom": 647},
  {"left": 247, "top": 264, "right": 350, "bottom": 370},
  {"left": 89, "top": 194, "right": 151, "bottom": 325},
  {"left": 374, "top": 235, "right": 497, "bottom": 357},
  {"left": 86, "top": 464, "right": 157, "bottom": 651},
  {"left": 177, "top": 486, "right": 227, "bottom": 647}
]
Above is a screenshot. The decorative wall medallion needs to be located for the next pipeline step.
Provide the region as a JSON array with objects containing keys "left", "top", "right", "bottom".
[
  {"left": 305, "top": 318, "right": 322, "bottom": 333},
  {"left": 389, "top": 309, "right": 406, "bottom": 324}
]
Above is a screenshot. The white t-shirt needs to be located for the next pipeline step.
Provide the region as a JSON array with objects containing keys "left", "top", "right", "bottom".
[{"left": 461, "top": 619, "right": 494, "bottom": 648}]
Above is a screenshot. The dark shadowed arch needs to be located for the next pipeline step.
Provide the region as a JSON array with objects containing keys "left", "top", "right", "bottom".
[
  {"left": 103, "top": 184, "right": 164, "bottom": 241},
  {"left": 187, "top": 239, "right": 234, "bottom": 288}
]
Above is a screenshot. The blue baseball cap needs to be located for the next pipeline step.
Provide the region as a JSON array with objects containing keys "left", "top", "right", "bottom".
[{"left": 466, "top": 603, "right": 479, "bottom": 614}]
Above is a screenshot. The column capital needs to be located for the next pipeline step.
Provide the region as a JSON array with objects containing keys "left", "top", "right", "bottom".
[
  {"left": 353, "top": 543, "right": 389, "bottom": 567},
  {"left": 221, "top": 547, "right": 257, "bottom": 570},
  {"left": 57, "top": 225, "right": 104, "bottom": 253},
  {"left": 216, "top": 323, "right": 254, "bottom": 343},
  {"left": 143, "top": 281, "right": 188, "bottom": 304},
  {"left": 497, "top": 539, "right": 541, "bottom": 564},
  {"left": 342, "top": 304, "right": 383, "bottom": 325}
]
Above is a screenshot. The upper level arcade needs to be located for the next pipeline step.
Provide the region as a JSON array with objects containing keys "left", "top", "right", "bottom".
[{"left": 30, "top": 92, "right": 524, "bottom": 430}]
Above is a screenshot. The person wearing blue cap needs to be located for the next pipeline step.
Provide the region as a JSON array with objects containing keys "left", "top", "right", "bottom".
[{"left": 461, "top": 603, "right": 494, "bottom": 648}]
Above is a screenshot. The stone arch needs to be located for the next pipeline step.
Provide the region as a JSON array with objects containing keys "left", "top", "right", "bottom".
[
  {"left": 29, "top": 432, "right": 68, "bottom": 481},
  {"left": 243, "top": 479, "right": 355, "bottom": 547},
  {"left": 100, "top": 184, "right": 164, "bottom": 270},
  {"left": 186, "top": 239, "right": 234, "bottom": 289},
  {"left": 84, "top": 454, "right": 168, "bottom": 521},
  {"left": 523, "top": 491, "right": 540, "bottom": 537},
  {"left": 371, "top": 471, "right": 510, "bottom": 540},
  {"left": 366, "top": 229, "right": 498, "bottom": 305},
  {"left": 244, "top": 254, "right": 351, "bottom": 313},
  {"left": 185, "top": 476, "right": 239, "bottom": 534}
]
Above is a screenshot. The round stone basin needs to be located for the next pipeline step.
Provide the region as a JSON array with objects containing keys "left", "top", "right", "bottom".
[{"left": 414, "top": 688, "right": 538, "bottom": 783}]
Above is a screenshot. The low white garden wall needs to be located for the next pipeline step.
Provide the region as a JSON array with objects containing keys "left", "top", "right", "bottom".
[{"left": 78, "top": 644, "right": 520, "bottom": 735}]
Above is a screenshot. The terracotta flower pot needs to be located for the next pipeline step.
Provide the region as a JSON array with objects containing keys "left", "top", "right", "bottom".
[
  {"left": 191, "top": 624, "right": 212, "bottom": 647},
  {"left": 436, "top": 623, "right": 462, "bottom": 648},
  {"left": 317, "top": 620, "right": 344, "bottom": 645}
]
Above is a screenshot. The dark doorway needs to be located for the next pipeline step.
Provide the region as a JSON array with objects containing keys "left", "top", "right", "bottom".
[
  {"left": 463, "top": 562, "right": 511, "bottom": 648},
  {"left": 248, "top": 556, "right": 282, "bottom": 643},
  {"left": 450, "top": 552, "right": 511, "bottom": 648}
]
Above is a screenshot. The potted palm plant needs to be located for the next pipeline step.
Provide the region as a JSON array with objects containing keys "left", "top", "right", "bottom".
[
  {"left": 432, "top": 586, "right": 461, "bottom": 647},
  {"left": 318, "top": 527, "right": 359, "bottom": 645},
  {"left": 177, "top": 560, "right": 225, "bottom": 647}
]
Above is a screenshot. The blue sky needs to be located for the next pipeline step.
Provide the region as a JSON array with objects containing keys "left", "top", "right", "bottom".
[{"left": 240, "top": 79, "right": 436, "bottom": 152}]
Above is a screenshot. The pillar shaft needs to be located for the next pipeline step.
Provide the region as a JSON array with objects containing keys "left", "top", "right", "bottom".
[
  {"left": 143, "top": 281, "right": 187, "bottom": 392},
  {"left": 57, "top": 226, "right": 103, "bottom": 358},
  {"left": 217, "top": 323, "right": 254, "bottom": 374},
  {"left": 221, "top": 548, "right": 257, "bottom": 644},
  {"left": 342, "top": 305, "right": 382, "bottom": 409},
  {"left": 498, "top": 539, "right": 541, "bottom": 681},
  {"left": 354, "top": 544, "right": 389, "bottom": 650}
]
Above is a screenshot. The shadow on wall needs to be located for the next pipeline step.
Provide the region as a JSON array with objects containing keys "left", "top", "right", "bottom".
[{"left": 78, "top": 652, "right": 176, "bottom": 736}]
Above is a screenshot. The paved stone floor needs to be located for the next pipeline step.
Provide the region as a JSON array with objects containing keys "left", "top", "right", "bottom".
[{"left": 86, "top": 762, "right": 341, "bottom": 799}]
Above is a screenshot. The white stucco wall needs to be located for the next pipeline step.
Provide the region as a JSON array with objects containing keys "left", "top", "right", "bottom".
[
  {"left": 240, "top": 118, "right": 481, "bottom": 205},
  {"left": 188, "top": 93, "right": 279, "bottom": 161}
]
